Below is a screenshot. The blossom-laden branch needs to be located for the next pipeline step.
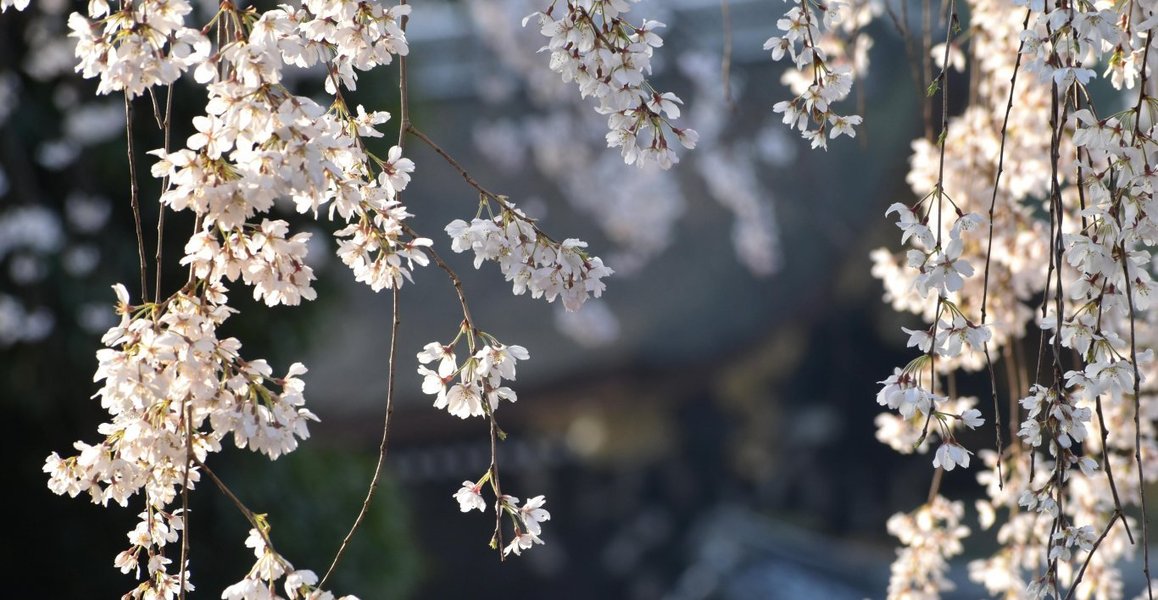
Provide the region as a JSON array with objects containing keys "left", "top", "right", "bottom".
[
  {"left": 523, "top": 0, "right": 698, "bottom": 169},
  {"left": 39, "top": 0, "right": 433, "bottom": 594},
  {"left": 872, "top": 0, "right": 1158, "bottom": 596},
  {"left": 886, "top": 495, "right": 970, "bottom": 598},
  {"left": 418, "top": 321, "right": 553, "bottom": 557},
  {"left": 764, "top": 0, "right": 878, "bottom": 149},
  {"left": 31, "top": 0, "right": 592, "bottom": 584}
]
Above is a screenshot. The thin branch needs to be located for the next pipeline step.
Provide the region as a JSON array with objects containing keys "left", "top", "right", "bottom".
[
  {"left": 489, "top": 414, "right": 506, "bottom": 560},
  {"left": 926, "top": 466, "right": 944, "bottom": 504},
  {"left": 915, "top": 0, "right": 957, "bottom": 450},
  {"left": 319, "top": 286, "right": 401, "bottom": 589},
  {"left": 178, "top": 396, "right": 193, "bottom": 600},
  {"left": 155, "top": 83, "right": 174, "bottom": 303},
  {"left": 405, "top": 126, "right": 497, "bottom": 200},
  {"left": 1094, "top": 394, "right": 1134, "bottom": 543},
  {"left": 196, "top": 456, "right": 277, "bottom": 552},
  {"left": 320, "top": 2, "right": 410, "bottom": 587},
  {"left": 396, "top": 0, "right": 410, "bottom": 138},
  {"left": 124, "top": 94, "right": 149, "bottom": 301},
  {"left": 1122, "top": 241, "right": 1152, "bottom": 597},
  {"left": 884, "top": 2, "right": 927, "bottom": 122},
  {"left": 921, "top": 0, "right": 933, "bottom": 140},
  {"left": 1063, "top": 511, "right": 1125, "bottom": 600},
  {"left": 976, "top": 8, "right": 1030, "bottom": 487},
  {"left": 406, "top": 125, "right": 558, "bottom": 245}
]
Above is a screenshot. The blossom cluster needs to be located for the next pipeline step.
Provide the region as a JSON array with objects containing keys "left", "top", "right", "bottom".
[
  {"left": 419, "top": 328, "right": 552, "bottom": 555},
  {"left": 40, "top": 0, "right": 432, "bottom": 593},
  {"left": 222, "top": 529, "right": 357, "bottom": 600},
  {"left": 417, "top": 335, "right": 529, "bottom": 420},
  {"left": 870, "top": 0, "right": 1158, "bottom": 595},
  {"left": 43, "top": 285, "right": 319, "bottom": 596},
  {"left": 446, "top": 202, "right": 613, "bottom": 312},
  {"left": 885, "top": 496, "right": 970, "bottom": 598},
  {"left": 453, "top": 486, "right": 552, "bottom": 557},
  {"left": 874, "top": 193, "right": 990, "bottom": 477},
  {"left": 764, "top": 0, "right": 869, "bottom": 148},
  {"left": 524, "top": 0, "right": 698, "bottom": 169},
  {"left": 876, "top": 360, "right": 983, "bottom": 471},
  {"left": 67, "top": 0, "right": 210, "bottom": 97}
]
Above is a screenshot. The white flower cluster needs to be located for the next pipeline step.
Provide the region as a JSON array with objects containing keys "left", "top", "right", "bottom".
[
  {"left": 43, "top": 285, "right": 320, "bottom": 596},
  {"left": 874, "top": 201, "right": 989, "bottom": 476},
  {"left": 183, "top": 219, "right": 317, "bottom": 307},
  {"left": 886, "top": 496, "right": 970, "bottom": 598},
  {"left": 876, "top": 363, "right": 982, "bottom": 471},
  {"left": 1016, "top": 384, "right": 1094, "bottom": 455},
  {"left": 524, "top": 0, "right": 698, "bottom": 169},
  {"left": 498, "top": 494, "right": 551, "bottom": 556},
  {"left": 222, "top": 529, "right": 358, "bottom": 600},
  {"left": 419, "top": 332, "right": 552, "bottom": 556},
  {"left": 111, "top": 509, "right": 190, "bottom": 597},
  {"left": 889, "top": 204, "right": 982, "bottom": 299},
  {"left": 901, "top": 305, "right": 991, "bottom": 360},
  {"left": 446, "top": 203, "right": 613, "bottom": 312},
  {"left": 44, "top": 0, "right": 431, "bottom": 593},
  {"left": 765, "top": 0, "right": 864, "bottom": 149},
  {"left": 67, "top": 0, "right": 210, "bottom": 98},
  {"left": 296, "top": 0, "right": 411, "bottom": 92},
  {"left": 417, "top": 336, "right": 529, "bottom": 419},
  {"left": 1017, "top": 0, "right": 1125, "bottom": 91},
  {"left": 452, "top": 481, "right": 552, "bottom": 557},
  {"left": 875, "top": 395, "right": 981, "bottom": 456},
  {"left": 871, "top": 0, "right": 1158, "bottom": 595},
  {"left": 143, "top": 1, "right": 427, "bottom": 296}
]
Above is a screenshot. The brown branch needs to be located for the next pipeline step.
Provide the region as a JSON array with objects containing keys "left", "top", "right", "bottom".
[
  {"left": 1122, "top": 239, "right": 1152, "bottom": 597},
  {"left": 319, "top": 286, "right": 401, "bottom": 589},
  {"left": 975, "top": 8, "right": 1030, "bottom": 488},
  {"left": 926, "top": 466, "right": 944, "bottom": 504},
  {"left": 124, "top": 94, "right": 149, "bottom": 301},
  {"left": 1062, "top": 511, "right": 1124, "bottom": 600},
  {"left": 320, "top": 3, "right": 411, "bottom": 587},
  {"left": 1125, "top": 43, "right": 1154, "bottom": 600},
  {"left": 406, "top": 125, "right": 557, "bottom": 245},
  {"left": 155, "top": 83, "right": 174, "bottom": 303},
  {"left": 178, "top": 397, "right": 193, "bottom": 600},
  {"left": 1094, "top": 394, "right": 1133, "bottom": 543},
  {"left": 195, "top": 456, "right": 278, "bottom": 553},
  {"left": 489, "top": 414, "right": 507, "bottom": 561}
]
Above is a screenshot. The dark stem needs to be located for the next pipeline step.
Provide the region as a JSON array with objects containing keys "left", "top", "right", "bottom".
[
  {"left": 178, "top": 397, "right": 193, "bottom": 600},
  {"left": 124, "top": 94, "right": 149, "bottom": 301},
  {"left": 1063, "top": 512, "right": 1125, "bottom": 600},
  {"left": 320, "top": 286, "right": 401, "bottom": 589},
  {"left": 155, "top": 83, "right": 174, "bottom": 303}
]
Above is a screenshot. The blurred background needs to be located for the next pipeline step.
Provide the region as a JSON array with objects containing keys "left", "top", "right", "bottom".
[{"left": 0, "top": 0, "right": 1010, "bottom": 597}]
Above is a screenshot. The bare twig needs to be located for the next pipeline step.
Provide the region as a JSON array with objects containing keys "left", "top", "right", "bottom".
[
  {"left": 320, "top": 3, "right": 411, "bottom": 587},
  {"left": 155, "top": 83, "right": 174, "bottom": 303},
  {"left": 320, "top": 287, "right": 401, "bottom": 588},
  {"left": 196, "top": 456, "right": 278, "bottom": 552},
  {"left": 1122, "top": 233, "right": 1152, "bottom": 598},
  {"left": 489, "top": 415, "right": 507, "bottom": 560},
  {"left": 178, "top": 397, "right": 193, "bottom": 600},
  {"left": 124, "top": 94, "right": 149, "bottom": 301}
]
